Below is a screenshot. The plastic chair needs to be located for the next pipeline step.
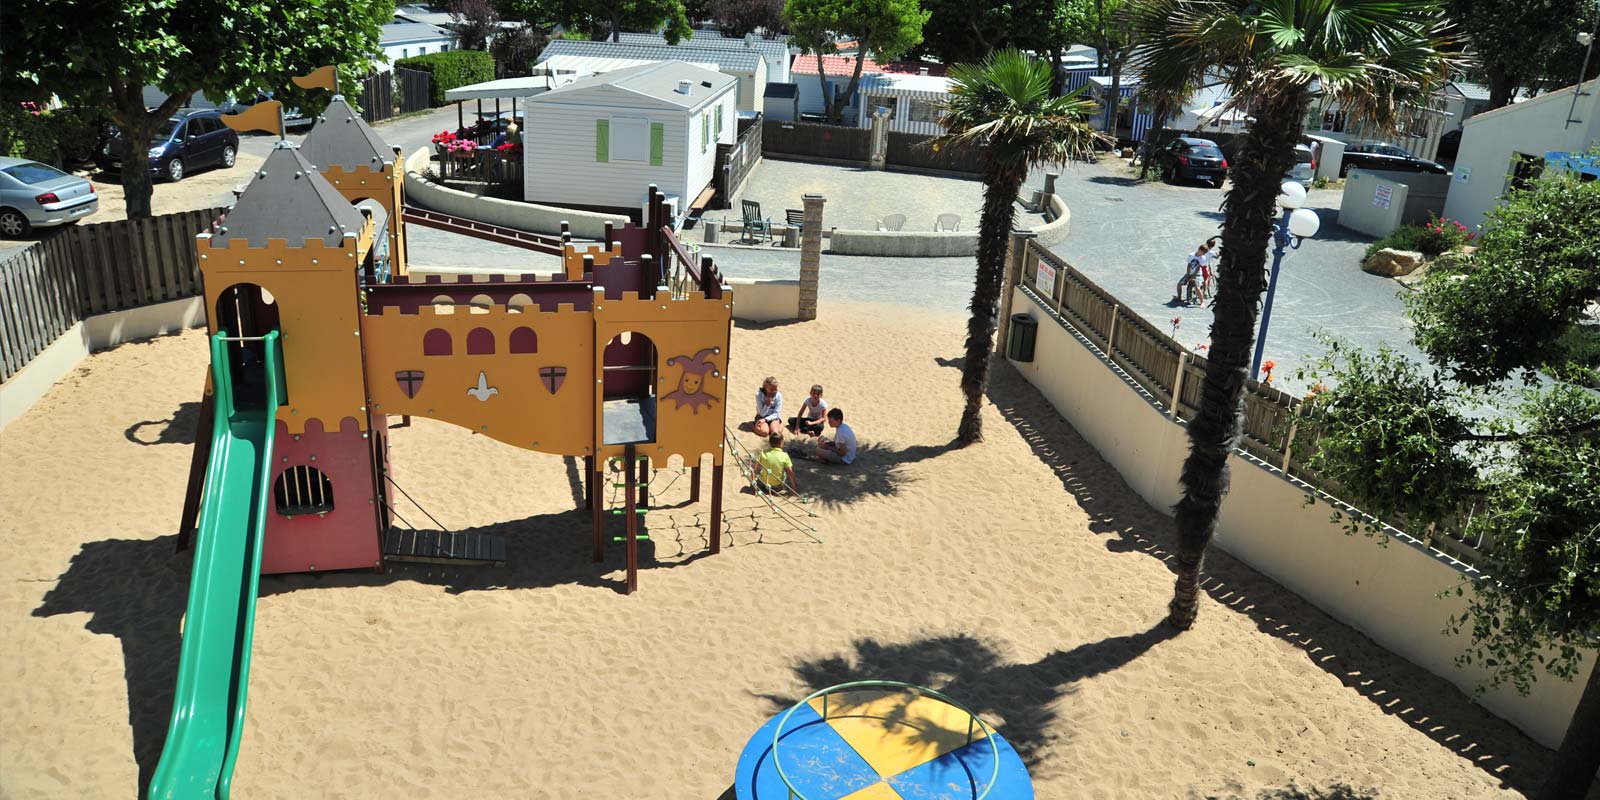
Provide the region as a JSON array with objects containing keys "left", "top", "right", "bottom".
[
  {"left": 935, "top": 213, "right": 961, "bottom": 232},
  {"left": 741, "top": 200, "right": 773, "bottom": 243},
  {"left": 876, "top": 213, "right": 907, "bottom": 231}
]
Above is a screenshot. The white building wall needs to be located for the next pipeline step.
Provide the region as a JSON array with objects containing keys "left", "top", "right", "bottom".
[
  {"left": 681, "top": 88, "right": 739, "bottom": 206},
  {"left": 379, "top": 38, "right": 455, "bottom": 70},
  {"left": 523, "top": 103, "right": 690, "bottom": 210},
  {"left": 1442, "top": 80, "right": 1600, "bottom": 230}
]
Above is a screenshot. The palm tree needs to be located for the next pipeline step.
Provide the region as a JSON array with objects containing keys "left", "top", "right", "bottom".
[
  {"left": 937, "top": 49, "right": 1111, "bottom": 444},
  {"left": 1132, "top": 0, "right": 1454, "bottom": 629}
]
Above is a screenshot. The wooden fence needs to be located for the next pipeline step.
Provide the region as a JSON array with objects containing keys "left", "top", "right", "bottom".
[
  {"left": 762, "top": 120, "right": 872, "bottom": 162},
  {"left": 1017, "top": 239, "right": 1484, "bottom": 565},
  {"left": 0, "top": 207, "right": 224, "bottom": 382},
  {"left": 356, "top": 67, "right": 432, "bottom": 124},
  {"left": 714, "top": 116, "right": 763, "bottom": 209},
  {"left": 885, "top": 131, "right": 983, "bottom": 174}
]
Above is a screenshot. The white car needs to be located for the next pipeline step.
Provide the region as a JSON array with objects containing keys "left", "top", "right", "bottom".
[
  {"left": 1286, "top": 143, "right": 1317, "bottom": 185},
  {"left": 0, "top": 157, "right": 98, "bottom": 237}
]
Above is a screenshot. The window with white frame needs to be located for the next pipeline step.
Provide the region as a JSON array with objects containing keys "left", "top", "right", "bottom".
[
  {"left": 907, "top": 99, "right": 942, "bottom": 123},
  {"left": 610, "top": 116, "right": 649, "bottom": 162}
]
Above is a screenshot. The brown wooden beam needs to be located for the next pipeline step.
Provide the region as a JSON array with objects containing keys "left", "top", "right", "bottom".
[
  {"left": 690, "top": 462, "right": 702, "bottom": 504},
  {"left": 591, "top": 458, "right": 604, "bottom": 562},
  {"left": 625, "top": 444, "right": 639, "bottom": 594},
  {"left": 584, "top": 455, "right": 594, "bottom": 510},
  {"left": 709, "top": 464, "right": 723, "bottom": 555},
  {"left": 637, "top": 454, "right": 649, "bottom": 509},
  {"left": 177, "top": 391, "right": 216, "bottom": 552}
]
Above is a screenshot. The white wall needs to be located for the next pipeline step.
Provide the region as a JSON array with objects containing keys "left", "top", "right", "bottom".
[
  {"left": 1007, "top": 284, "right": 1593, "bottom": 750},
  {"left": 524, "top": 103, "right": 688, "bottom": 209},
  {"left": 1443, "top": 80, "right": 1600, "bottom": 231},
  {"left": 795, "top": 72, "right": 867, "bottom": 121},
  {"left": 378, "top": 38, "right": 454, "bottom": 70},
  {"left": 682, "top": 92, "right": 739, "bottom": 208}
]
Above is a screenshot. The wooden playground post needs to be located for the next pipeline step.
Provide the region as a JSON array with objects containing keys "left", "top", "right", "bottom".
[
  {"left": 624, "top": 444, "right": 639, "bottom": 594},
  {"left": 583, "top": 455, "right": 594, "bottom": 510},
  {"left": 709, "top": 464, "right": 724, "bottom": 554},
  {"left": 603, "top": 221, "right": 614, "bottom": 249},
  {"left": 176, "top": 392, "right": 217, "bottom": 552},
  {"left": 637, "top": 454, "right": 649, "bottom": 509},
  {"left": 591, "top": 457, "right": 605, "bottom": 562},
  {"left": 690, "top": 459, "right": 702, "bottom": 503}
]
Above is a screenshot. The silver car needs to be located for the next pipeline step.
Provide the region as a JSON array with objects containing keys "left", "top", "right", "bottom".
[{"left": 0, "top": 156, "right": 99, "bottom": 237}]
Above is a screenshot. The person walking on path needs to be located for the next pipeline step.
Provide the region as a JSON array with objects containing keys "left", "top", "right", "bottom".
[{"left": 1174, "top": 241, "right": 1212, "bottom": 306}]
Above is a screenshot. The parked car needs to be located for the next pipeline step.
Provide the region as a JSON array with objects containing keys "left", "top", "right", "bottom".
[
  {"left": 1338, "top": 142, "right": 1448, "bottom": 177},
  {"left": 96, "top": 108, "right": 240, "bottom": 182},
  {"left": 1286, "top": 143, "right": 1317, "bottom": 184},
  {"left": 0, "top": 156, "right": 98, "bottom": 237},
  {"left": 1153, "top": 137, "right": 1230, "bottom": 187}
]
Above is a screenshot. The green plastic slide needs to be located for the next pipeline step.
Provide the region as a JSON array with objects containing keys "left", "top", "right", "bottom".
[{"left": 148, "top": 331, "right": 280, "bottom": 800}]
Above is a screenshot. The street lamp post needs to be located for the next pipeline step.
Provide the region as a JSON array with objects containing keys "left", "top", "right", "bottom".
[{"left": 1250, "top": 181, "right": 1322, "bottom": 379}]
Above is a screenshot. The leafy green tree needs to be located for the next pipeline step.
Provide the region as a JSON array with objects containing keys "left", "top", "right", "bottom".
[
  {"left": 490, "top": 24, "right": 551, "bottom": 77},
  {"left": 1449, "top": 0, "right": 1594, "bottom": 107},
  {"left": 449, "top": 0, "right": 501, "bottom": 51},
  {"left": 1132, "top": 0, "right": 1455, "bottom": 630},
  {"left": 532, "top": 0, "right": 692, "bottom": 42},
  {"left": 1087, "top": 0, "right": 1138, "bottom": 140},
  {"left": 1302, "top": 166, "right": 1600, "bottom": 800},
  {"left": 784, "top": 0, "right": 930, "bottom": 123},
  {"left": 1, "top": 0, "right": 392, "bottom": 218},
  {"left": 913, "top": 0, "right": 1017, "bottom": 65},
  {"left": 935, "top": 49, "right": 1108, "bottom": 443},
  {"left": 711, "top": 0, "right": 787, "bottom": 38}
]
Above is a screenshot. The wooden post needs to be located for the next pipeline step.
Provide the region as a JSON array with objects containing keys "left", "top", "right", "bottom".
[
  {"left": 1107, "top": 304, "right": 1120, "bottom": 358},
  {"left": 457, "top": 101, "right": 463, "bottom": 136},
  {"left": 1281, "top": 404, "right": 1303, "bottom": 473},
  {"left": 584, "top": 454, "right": 594, "bottom": 510},
  {"left": 637, "top": 454, "right": 649, "bottom": 509},
  {"left": 700, "top": 255, "right": 715, "bottom": 297},
  {"left": 603, "top": 221, "right": 614, "bottom": 249},
  {"left": 690, "top": 460, "right": 702, "bottom": 503},
  {"left": 583, "top": 253, "right": 594, "bottom": 277},
  {"left": 176, "top": 391, "right": 217, "bottom": 552},
  {"left": 1169, "top": 351, "right": 1191, "bottom": 419},
  {"left": 591, "top": 457, "right": 605, "bottom": 562},
  {"left": 642, "top": 254, "right": 656, "bottom": 300},
  {"left": 709, "top": 464, "right": 724, "bottom": 554},
  {"left": 624, "top": 444, "right": 639, "bottom": 594},
  {"left": 560, "top": 219, "right": 570, "bottom": 238}
]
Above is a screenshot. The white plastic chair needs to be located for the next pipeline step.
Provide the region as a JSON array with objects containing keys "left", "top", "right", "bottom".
[
  {"left": 935, "top": 213, "right": 961, "bottom": 232},
  {"left": 876, "top": 213, "right": 907, "bottom": 232}
]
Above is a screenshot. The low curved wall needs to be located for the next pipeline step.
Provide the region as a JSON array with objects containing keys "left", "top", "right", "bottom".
[
  {"left": 728, "top": 278, "right": 800, "bottom": 322},
  {"left": 403, "top": 148, "right": 627, "bottom": 239},
  {"left": 826, "top": 193, "right": 1070, "bottom": 257}
]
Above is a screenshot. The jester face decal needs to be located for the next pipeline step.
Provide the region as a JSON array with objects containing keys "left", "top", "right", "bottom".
[{"left": 664, "top": 348, "right": 721, "bottom": 414}]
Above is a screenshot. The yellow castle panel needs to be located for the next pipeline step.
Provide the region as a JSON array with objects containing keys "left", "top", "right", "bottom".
[
  {"left": 323, "top": 163, "right": 407, "bottom": 276},
  {"left": 361, "top": 304, "right": 597, "bottom": 456}
]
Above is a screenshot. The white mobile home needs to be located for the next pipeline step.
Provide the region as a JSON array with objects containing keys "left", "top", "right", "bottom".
[
  {"left": 536, "top": 39, "right": 767, "bottom": 113},
  {"left": 853, "top": 72, "right": 952, "bottom": 136},
  {"left": 523, "top": 61, "right": 738, "bottom": 216}
]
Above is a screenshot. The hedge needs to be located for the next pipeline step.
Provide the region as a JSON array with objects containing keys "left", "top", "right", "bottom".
[{"left": 395, "top": 50, "right": 494, "bottom": 107}]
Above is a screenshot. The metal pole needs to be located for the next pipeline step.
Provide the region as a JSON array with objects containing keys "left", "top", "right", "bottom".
[
  {"left": 1566, "top": 0, "right": 1599, "bottom": 129},
  {"left": 1251, "top": 208, "right": 1293, "bottom": 378}
]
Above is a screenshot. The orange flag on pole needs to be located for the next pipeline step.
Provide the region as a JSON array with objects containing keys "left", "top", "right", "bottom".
[
  {"left": 221, "top": 100, "right": 283, "bottom": 137},
  {"left": 292, "top": 65, "right": 338, "bottom": 93}
]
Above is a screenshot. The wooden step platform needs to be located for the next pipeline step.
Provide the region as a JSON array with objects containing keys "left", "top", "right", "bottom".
[{"left": 382, "top": 528, "right": 506, "bottom": 566}]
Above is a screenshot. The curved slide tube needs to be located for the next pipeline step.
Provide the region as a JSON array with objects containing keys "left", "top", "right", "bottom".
[{"left": 148, "top": 331, "right": 280, "bottom": 800}]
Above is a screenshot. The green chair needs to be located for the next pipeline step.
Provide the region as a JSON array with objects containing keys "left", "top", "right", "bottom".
[{"left": 741, "top": 200, "right": 773, "bottom": 243}]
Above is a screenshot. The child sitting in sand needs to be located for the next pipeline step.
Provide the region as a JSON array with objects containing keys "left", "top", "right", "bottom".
[
  {"left": 754, "top": 431, "right": 798, "bottom": 494},
  {"left": 787, "top": 384, "right": 828, "bottom": 436},
  {"left": 813, "top": 408, "right": 857, "bottom": 465},
  {"left": 753, "top": 377, "right": 783, "bottom": 437}
]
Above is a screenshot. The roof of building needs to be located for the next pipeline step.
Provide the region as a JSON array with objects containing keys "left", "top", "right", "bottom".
[
  {"left": 764, "top": 83, "right": 799, "bottom": 99},
  {"left": 392, "top": 4, "right": 454, "bottom": 26},
  {"left": 537, "top": 39, "right": 763, "bottom": 73},
  {"left": 526, "top": 60, "right": 737, "bottom": 110},
  {"left": 210, "top": 146, "right": 366, "bottom": 248},
  {"left": 1088, "top": 74, "right": 1142, "bottom": 92},
  {"left": 860, "top": 72, "right": 952, "bottom": 95},
  {"left": 299, "top": 95, "right": 394, "bottom": 171},
  {"left": 444, "top": 75, "right": 574, "bottom": 101},
  {"left": 1449, "top": 80, "right": 1493, "bottom": 101},
  {"left": 790, "top": 55, "right": 946, "bottom": 77},
  {"left": 616, "top": 31, "right": 791, "bottom": 67},
  {"left": 380, "top": 21, "right": 454, "bottom": 46},
  {"left": 686, "top": 27, "right": 789, "bottom": 45}
]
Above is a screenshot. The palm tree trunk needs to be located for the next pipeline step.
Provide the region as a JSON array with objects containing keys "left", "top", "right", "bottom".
[
  {"left": 958, "top": 155, "right": 1025, "bottom": 444},
  {"left": 1167, "top": 90, "right": 1307, "bottom": 629}
]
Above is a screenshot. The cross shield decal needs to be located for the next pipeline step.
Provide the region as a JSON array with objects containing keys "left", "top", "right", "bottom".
[
  {"left": 396, "top": 370, "right": 424, "bottom": 399},
  {"left": 539, "top": 366, "right": 567, "bottom": 395}
]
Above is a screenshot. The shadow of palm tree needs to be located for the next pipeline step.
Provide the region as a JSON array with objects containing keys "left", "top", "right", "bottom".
[
  {"left": 124, "top": 401, "right": 203, "bottom": 446},
  {"left": 787, "top": 439, "right": 960, "bottom": 509},
  {"left": 1194, "top": 783, "right": 1379, "bottom": 800},
  {"left": 981, "top": 360, "right": 1574, "bottom": 796},
  {"left": 757, "top": 623, "right": 1177, "bottom": 767}
]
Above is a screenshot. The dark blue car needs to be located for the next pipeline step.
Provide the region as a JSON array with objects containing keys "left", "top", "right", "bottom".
[{"left": 97, "top": 108, "right": 240, "bottom": 182}]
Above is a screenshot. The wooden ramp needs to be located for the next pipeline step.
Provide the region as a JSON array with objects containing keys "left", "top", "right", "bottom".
[{"left": 382, "top": 528, "right": 506, "bottom": 566}]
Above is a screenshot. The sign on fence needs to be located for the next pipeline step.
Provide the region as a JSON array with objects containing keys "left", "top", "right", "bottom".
[{"left": 1034, "top": 257, "right": 1057, "bottom": 295}]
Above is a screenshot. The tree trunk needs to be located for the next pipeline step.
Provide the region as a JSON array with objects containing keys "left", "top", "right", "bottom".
[
  {"left": 835, "top": 34, "right": 872, "bottom": 124},
  {"left": 957, "top": 154, "right": 1025, "bottom": 444},
  {"left": 1049, "top": 44, "right": 1064, "bottom": 97},
  {"left": 1538, "top": 659, "right": 1600, "bottom": 799},
  {"left": 817, "top": 52, "right": 835, "bottom": 124},
  {"left": 1486, "top": 65, "right": 1518, "bottom": 109},
  {"left": 1106, "top": 61, "right": 1123, "bottom": 143},
  {"left": 1167, "top": 90, "right": 1307, "bottom": 630},
  {"left": 112, "top": 83, "right": 192, "bottom": 220}
]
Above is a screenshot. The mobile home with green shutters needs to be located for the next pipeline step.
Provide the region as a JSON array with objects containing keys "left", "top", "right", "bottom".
[{"left": 522, "top": 61, "right": 738, "bottom": 218}]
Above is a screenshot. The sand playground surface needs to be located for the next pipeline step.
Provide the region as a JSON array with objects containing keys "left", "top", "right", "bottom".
[{"left": 0, "top": 302, "right": 1577, "bottom": 799}]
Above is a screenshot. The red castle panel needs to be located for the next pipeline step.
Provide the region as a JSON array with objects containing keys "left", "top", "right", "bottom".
[{"left": 261, "top": 416, "right": 381, "bottom": 574}]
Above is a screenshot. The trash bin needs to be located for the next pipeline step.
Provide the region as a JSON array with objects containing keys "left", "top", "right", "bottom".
[{"left": 1007, "top": 314, "right": 1038, "bottom": 362}]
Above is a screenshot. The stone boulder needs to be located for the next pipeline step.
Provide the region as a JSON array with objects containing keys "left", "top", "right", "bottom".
[{"left": 1362, "top": 248, "right": 1425, "bottom": 277}]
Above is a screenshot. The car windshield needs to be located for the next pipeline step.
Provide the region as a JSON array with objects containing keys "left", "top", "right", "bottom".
[
  {"left": 2, "top": 162, "right": 69, "bottom": 185},
  {"left": 1294, "top": 149, "right": 1314, "bottom": 163},
  {"left": 151, "top": 117, "right": 182, "bottom": 144},
  {"left": 1191, "top": 146, "right": 1224, "bottom": 159}
]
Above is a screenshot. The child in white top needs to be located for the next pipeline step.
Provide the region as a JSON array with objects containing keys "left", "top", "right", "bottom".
[
  {"left": 787, "top": 384, "right": 829, "bottom": 436},
  {"left": 814, "top": 408, "right": 857, "bottom": 465}
]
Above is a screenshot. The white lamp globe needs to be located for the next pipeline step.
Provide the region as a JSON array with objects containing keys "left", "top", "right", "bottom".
[
  {"left": 1288, "top": 207, "right": 1321, "bottom": 239},
  {"left": 1278, "top": 180, "right": 1308, "bottom": 209}
]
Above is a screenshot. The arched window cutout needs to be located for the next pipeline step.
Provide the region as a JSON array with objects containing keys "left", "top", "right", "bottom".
[
  {"left": 469, "top": 294, "right": 494, "bottom": 314},
  {"left": 507, "top": 293, "right": 534, "bottom": 314},
  {"left": 423, "top": 328, "right": 452, "bottom": 356},
  {"left": 467, "top": 327, "right": 495, "bottom": 355},
  {"left": 509, "top": 327, "right": 537, "bottom": 354},
  {"left": 431, "top": 294, "right": 455, "bottom": 315},
  {"left": 274, "top": 465, "right": 335, "bottom": 516}
]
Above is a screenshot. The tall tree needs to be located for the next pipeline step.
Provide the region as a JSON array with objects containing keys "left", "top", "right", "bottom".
[
  {"left": 490, "top": 23, "right": 551, "bottom": 76},
  {"left": 449, "top": 0, "right": 501, "bottom": 51},
  {"left": 1087, "top": 0, "right": 1137, "bottom": 140},
  {"left": 513, "top": 0, "right": 692, "bottom": 42},
  {"left": 935, "top": 49, "right": 1109, "bottom": 443},
  {"left": 711, "top": 0, "right": 787, "bottom": 38},
  {"left": 1303, "top": 165, "right": 1600, "bottom": 800},
  {"left": 1, "top": 0, "right": 392, "bottom": 218},
  {"left": 1132, "top": 0, "right": 1454, "bottom": 630},
  {"left": 785, "top": 0, "right": 930, "bottom": 123},
  {"left": 1449, "top": 0, "right": 1591, "bottom": 107},
  {"left": 914, "top": 0, "right": 1016, "bottom": 65}
]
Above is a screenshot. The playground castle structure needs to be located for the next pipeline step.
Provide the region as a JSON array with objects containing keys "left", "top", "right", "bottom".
[{"left": 150, "top": 90, "right": 733, "bottom": 798}]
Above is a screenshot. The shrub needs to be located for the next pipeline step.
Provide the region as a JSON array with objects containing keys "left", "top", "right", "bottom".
[
  {"left": 1363, "top": 213, "right": 1476, "bottom": 261},
  {"left": 1, "top": 102, "right": 58, "bottom": 164},
  {"left": 395, "top": 50, "right": 494, "bottom": 107}
]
